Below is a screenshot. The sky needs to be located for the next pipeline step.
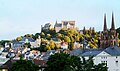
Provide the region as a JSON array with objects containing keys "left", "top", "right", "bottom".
[{"left": 0, "top": 0, "right": 120, "bottom": 40}]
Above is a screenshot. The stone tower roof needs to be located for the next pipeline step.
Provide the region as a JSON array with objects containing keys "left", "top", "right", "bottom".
[
  {"left": 111, "top": 13, "right": 115, "bottom": 30},
  {"left": 104, "top": 13, "right": 107, "bottom": 31}
]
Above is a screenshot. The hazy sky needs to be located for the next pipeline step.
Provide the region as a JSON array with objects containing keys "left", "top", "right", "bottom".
[{"left": 0, "top": 0, "right": 120, "bottom": 40}]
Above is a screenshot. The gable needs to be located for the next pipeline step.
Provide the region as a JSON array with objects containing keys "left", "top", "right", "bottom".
[{"left": 96, "top": 51, "right": 111, "bottom": 56}]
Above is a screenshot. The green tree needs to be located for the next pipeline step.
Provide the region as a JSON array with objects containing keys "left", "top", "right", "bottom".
[
  {"left": 46, "top": 34, "right": 51, "bottom": 40},
  {"left": 44, "top": 53, "right": 107, "bottom": 71},
  {"left": 32, "top": 33, "right": 40, "bottom": 40},
  {"left": 0, "top": 40, "right": 11, "bottom": 47},
  {"left": 44, "top": 52, "right": 81, "bottom": 71},
  {"left": 11, "top": 60, "right": 39, "bottom": 71},
  {"left": 24, "top": 43, "right": 31, "bottom": 48}
]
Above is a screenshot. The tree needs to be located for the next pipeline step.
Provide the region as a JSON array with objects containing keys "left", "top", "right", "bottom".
[
  {"left": 44, "top": 52, "right": 81, "bottom": 71},
  {"left": 44, "top": 52, "right": 107, "bottom": 71},
  {"left": 49, "top": 40, "right": 55, "bottom": 49},
  {"left": 69, "top": 42, "right": 75, "bottom": 50},
  {"left": 16, "top": 36, "right": 22, "bottom": 41},
  {"left": 32, "top": 33, "right": 40, "bottom": 40},
  {"left": 55, "top": 44, "right": 60, "bottom": 49},
  {"left": 116, "top": 27, "right": 120, "bottom": 39},
  {"left": 118, "top": 39, "right": 120, "bottom": 47},
  {"left": 24, "top": 43, "right": 31, "bottom": 48},
  {"left": 46, "top": 34, "right": 51, "bottom": 40},
  {"left": 75, "top": 36, "right": 80, "bottom": 42},
  {"left": 11, "top": 60, "right": 39, "bottom": 71},
  {"left": 46, "top": 44, "right": 51, "bottom": 50},
  {"left": 59, "top": 29, "right": 67, "bottom": 36},
  {"left": 24, "top": 34, "right": 33, "bottom": 37},
  {"left": 0, "top": 40, "right": 11, "bottom": 47},
  {"left": 41, "top": 32, "right": 45, "bottom": 38},
  {"left": 64, "top": 36, "right": 71, "bottom": 43}
]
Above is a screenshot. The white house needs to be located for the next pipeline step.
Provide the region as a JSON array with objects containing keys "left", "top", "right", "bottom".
[{"left": 81, "top": 46, "right": 120, "bottom": 71}]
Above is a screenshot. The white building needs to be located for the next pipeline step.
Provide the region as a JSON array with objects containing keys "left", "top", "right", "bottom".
[{"left": 81, "top": 46, "right": 120, "bottom": 71}]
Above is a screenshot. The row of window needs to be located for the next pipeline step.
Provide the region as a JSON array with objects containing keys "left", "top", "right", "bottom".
[
  {"left": 101, "top": 56, "right": 118, "bottom": 59},
  {"left": 101, "top": 60, "right": 118, "bottom": 66}
]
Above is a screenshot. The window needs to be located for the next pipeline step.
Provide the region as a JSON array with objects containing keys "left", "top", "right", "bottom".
[
  {"left": 105, "top": 57, "right": 107, "bottom": 59},
  {"left": 105, "top": 61, "right": 107, "bottom": 66},
  {"left": 101, "top": 57, "right": 103, "bottom": 59},
  {"left": 101, "top": 57, "right": 107, "bottom": 59},
  {"left": 116, "top": 61, "right": 118, "bottom": 67},
  {"left": 101, "top": 61, "right": 107, "bottom": 66},
  {"left": 101, "top": 61, "right": 103, "bottom": 63}
]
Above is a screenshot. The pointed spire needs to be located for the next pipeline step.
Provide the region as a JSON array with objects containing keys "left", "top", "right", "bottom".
[
  {"left": 54, "top": 20, "right": 58, "bottom": 27},
  {"left": 111, "top": 13, "right": 115, "bottom": 30},
  {"left": 83, "top": 26, "right": 86, "bottom": 31},
  {"left": 41, "top": 25, "right": 43, "bottom": 32},
  {"left": 55, "top": 20, "right": 57, "bottom": 24},
  {"left": 103, "top": 13, "right": 107, "bottom": 31},
  {"left": 83, "top": 26, "right": 86, "bottom": 34}
]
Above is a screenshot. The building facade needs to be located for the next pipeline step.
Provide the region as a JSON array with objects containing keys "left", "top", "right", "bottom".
[
  {"left": 100, "top": 13, "right": 119, "bottom": 48},
  {"left": 81, "top": 46, "right": 120, "bottom": 71},
  {"left": 54, "top": 21, "right": 76, "bottom": 32}
]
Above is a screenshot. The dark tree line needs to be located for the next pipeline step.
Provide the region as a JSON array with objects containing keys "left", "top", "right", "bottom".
[{"left": 44, "top": 52, "right": 107, "bottom": 71}]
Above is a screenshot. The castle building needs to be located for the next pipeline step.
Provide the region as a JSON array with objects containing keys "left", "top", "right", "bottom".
[
  {"left": 41, "top": 23, "right": 53, "bottom": 30},
  {"left": 100, "top": 13, "right": 119, "bottom": 48},
  {"left": 54, "top": 21, "right": 76, "bottom": 32}
]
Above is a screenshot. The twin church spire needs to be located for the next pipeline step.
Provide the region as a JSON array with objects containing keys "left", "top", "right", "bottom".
[
  {"left": 101, "top": 13, "right": 118, "bottom": 48},
  {"left": 103, "top": 13, "right": 115, "bottom": 31}
]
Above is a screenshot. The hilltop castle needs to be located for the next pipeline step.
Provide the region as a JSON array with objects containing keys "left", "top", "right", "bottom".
[
  {"left": 54, "top": 21, "right": 76, "bottom": 32},
  {"left": 100, "top": 13, "right": 119, "bottom": 48}
]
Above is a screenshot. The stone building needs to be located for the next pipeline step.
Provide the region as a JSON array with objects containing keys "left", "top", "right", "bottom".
[
  {"left": 100, "top": 13, "right": 119, "bottom": 48},
  {"left": 54, "top": 21, "right": 76, "bottom": 32}
]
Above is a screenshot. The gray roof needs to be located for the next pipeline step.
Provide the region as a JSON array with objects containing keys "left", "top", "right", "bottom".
[
  {"left": 81, "top": 46, "right": 120, "bottom": 56},
  {"left": 63, "top": 22, "right": 68, "bottom": 25},
  {"left": 104, "top": 46, "right": 120, "bottom": 56},
  {"left": 81, "top": 50, "right": 102, "bottom": 56},
  {"left": 70, "top": 48, "right": 83, "bottom": 56},
  {"left": 51, "top": 38, "right": 61, "bottom": 42},
  {"left": 12, "top": 41, "right": 24, "bottom": 48},
  {"left": 13, "top": 41, "right": 23, "bottom": 44},
  {"left": 20, "top": 37, "right": 35, "bottom": 42},
  {"left": 41, "top": 55, "right": 50, "bottom": 60},
  {"left": 47, "top": 50, "right": 56, "bottom": 53},
  {"left": 54, "top": 23, "right": 62, "bottom": 27}
]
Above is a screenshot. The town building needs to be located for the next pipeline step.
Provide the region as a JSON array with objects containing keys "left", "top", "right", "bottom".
[
  {"left": 81, "top": 46, "right": 120, "bottom": 71},
  {"left": 100, "top": 13, "right": 119, "bottom": 48}
]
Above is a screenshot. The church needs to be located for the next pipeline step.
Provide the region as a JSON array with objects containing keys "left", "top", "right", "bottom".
[{"left": 100, "top": 13, "right": 119, "bottom": 48}]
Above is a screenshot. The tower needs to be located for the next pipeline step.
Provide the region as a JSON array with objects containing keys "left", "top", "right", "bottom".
[
  {"left": 100, "top": 13, "right": 118, "bottom": 48},
  {"left": 111, "top": 13, "right": 115, "bottom": 30},
  {"left": 103, "top": 14, "right": 107, "bottom": 32}
]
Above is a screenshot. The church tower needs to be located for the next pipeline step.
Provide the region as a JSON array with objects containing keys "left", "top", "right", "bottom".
[
  {"left": 100, "top": 13, "right": 119, "bottom": 48},
  {"left": 103, "top": 14, "right": 107, "bottom": 32},
  {"left": 111, "top": 13, "right": 115, "bottom": 30}
]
